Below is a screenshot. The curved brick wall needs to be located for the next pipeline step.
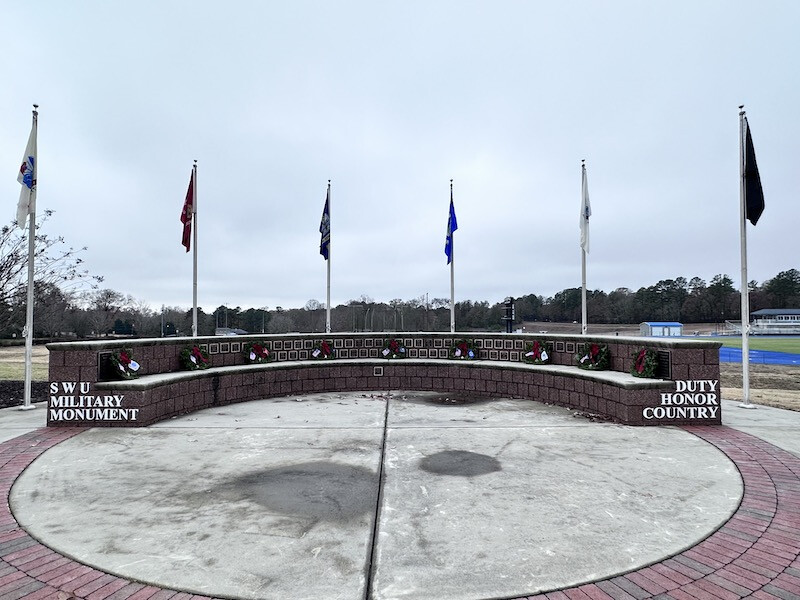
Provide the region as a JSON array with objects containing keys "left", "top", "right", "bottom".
[{"left": 46, "top": 333, "right": 721, "bottom": 428}]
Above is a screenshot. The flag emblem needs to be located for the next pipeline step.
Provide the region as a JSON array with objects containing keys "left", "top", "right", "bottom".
[{"left": 18, "top": 156, "right": 35, "bottom": 190}]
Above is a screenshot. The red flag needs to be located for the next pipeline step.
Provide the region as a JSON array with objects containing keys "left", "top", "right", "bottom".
[{"left": 181, "top": 169, "right": 194, "bottom": 251}]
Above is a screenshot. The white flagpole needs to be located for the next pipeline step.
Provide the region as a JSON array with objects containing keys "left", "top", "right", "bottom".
[
  {"left": 449, "top": 179, "right": 455, "bottom": 333},
  {"left": 326, "top": 180, "right": 331, "bottom": 334},
  {"left": 21, "top": 105, "right": 39, "bottom": 411},
  {"left": 580, "top": 160, "right": 589, "bottom": 336},
  {"left": 738, "top": 107, "right": 755, "bottom": 409},
  {"left": 192, "top": 160, "right": 198, "bottom": 337},
  {"left": 581, "top": 251, "right": 587, "bottom": 335}
]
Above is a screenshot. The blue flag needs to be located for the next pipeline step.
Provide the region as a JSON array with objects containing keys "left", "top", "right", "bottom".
[
  {"left": 319, "top": 186, "right": 330, "bottom": 259},
  {"left": 445, "top": 194, "right": 457, "bottom": 264}
]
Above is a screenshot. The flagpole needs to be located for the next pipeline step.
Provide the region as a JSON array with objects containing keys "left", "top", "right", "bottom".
[
  {"left": 21, "top": 105, "right": 39, "bottom": 411},
  {"left": 580, "top": 160, "right": 590, "bottom": 336},
  {"left": 326, "top": 180, "right": 331, "bottom": 334},
  {"left": 738, "top": 107, "right": 755, "bottom": 409},
  {"left": 449, "top": 179, "right": 455, "bottom": 333},
  {"left": 192, "top": 160, "right": 198, "bottom": 337},
  {"left": 581, "top": 251, "right": 587, "bottom": 335}
]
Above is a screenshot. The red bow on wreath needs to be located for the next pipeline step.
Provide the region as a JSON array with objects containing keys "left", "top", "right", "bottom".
[
  {"left": 590, "top": 344, "right": 599, "bottom": 360},
  {"left": 389, "top": 340, "right": 400, "bottom": 352},
  {"left": 321, "top": 341, "right": 331, "bottom": 355},
  {"left": 253, "top": 343, "right": 268, "bottom": 358},
  {"left": 192, "top": 346, "right": 208, "bottom": 363},
  {"left": 635, "top": 349, "right": 647, "bottom": 373},
  {"left": 119, "top": 351, "right": 131, "bottom": 366},
  {"left": 532, "top": 341, "right": 541, "bottom": 359}
]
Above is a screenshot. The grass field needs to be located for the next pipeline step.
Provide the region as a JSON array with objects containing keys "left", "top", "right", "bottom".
[
  {"left": 0, "top": 347, "right": 49, "bottom": 381},
  {"left": 706, "top": 336, "right": 800, "bottom": 354}
]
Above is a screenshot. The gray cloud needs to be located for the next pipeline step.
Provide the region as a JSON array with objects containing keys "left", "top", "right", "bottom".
[{"left": 2, "top": 1, "right": 797, "bottom": 312}]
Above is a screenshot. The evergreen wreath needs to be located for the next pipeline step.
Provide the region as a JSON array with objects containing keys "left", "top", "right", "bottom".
[
  {"left": 450, "top": 339, "right": 478, "bottom": 360},
  {"left": 310, "top": 340, "right": 335, "bottom": 360},
  {"left": 244, "top": 341, "right": 273, "bottom": 364},
  {"left": 575, "top": 343, "right": 610, "bottom": 371},
  {"left": 522, "top": 340, "right": 551, "bottom": 364},
  {"left": 631, "top": 348, "right": 658, "bottom": 378},
  {"left": 180, "top": 345, "right": 210, "bottom": 370},
  {"left": 381, "top": 338, "right": 406, "bottom": 359},
  {"left": 110, "top": 347, "right": 140, "bottom": 379}
]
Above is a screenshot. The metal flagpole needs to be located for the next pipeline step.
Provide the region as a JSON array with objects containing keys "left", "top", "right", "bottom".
[
  {"left": 326, "top": 180, "right": 331, "bottom": 334},
  {"left": 449, "top": 180, "right": 455, "bottom": 334},
  {"left": 192, "top": 160, "right": 198, "bottom": 337},
  {"left": 738, "top": 107, "right": 755, "bottom": 409},
  {"left": 580, "top": 160, "right": 589, "bottom": 336},
  {"left": 581, "top": 251, "right": 587, "bottom": 335},
  {"left": 21, "top": 105, "right": 39, "bottom": 411}
]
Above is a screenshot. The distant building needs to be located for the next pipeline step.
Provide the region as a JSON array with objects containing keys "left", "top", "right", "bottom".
[
  {"left": 215, "top": 327, "right": 249, "bottom": 336},
  {"left": 639, "top": 321, "right": 683, "bottom": 337},
  {"left": 750, "top": 309, "right": 800, "bottom": 335}
]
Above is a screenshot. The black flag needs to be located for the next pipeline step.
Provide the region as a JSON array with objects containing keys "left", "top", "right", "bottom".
[{"left": 743, "top": 117, "right": 765, "bottom": 226}]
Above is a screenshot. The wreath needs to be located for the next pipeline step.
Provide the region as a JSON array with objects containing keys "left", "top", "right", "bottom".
[
  {"left": 244, "top": 341, "right": 273, "bottom": 364},
  {"left": 381, "top": 338, "right": 406, "bottom": 359},
  {"left": 575, "top": 343, "right": 609, "bottom": 371},
  {"left": 310, "top": 340, "right": 335, "bottom": 360},
  {"left": 180, "top": 345, "right": 210, "bottom": 370},
  {"left": 631, "top": 348, "right": 658, "bottom": 378},
  {"left": 110, "top": 348, "right": 140, "bottom": 379},
  {"left": 522, "top": 340, "right": 551, "bottom": 364},
  {"left": 450, "top": 339, "right": 477, "bottom": 360}
]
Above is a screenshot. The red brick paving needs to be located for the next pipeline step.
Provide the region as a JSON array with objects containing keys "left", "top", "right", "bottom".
[{"left": 1, "top": 426, "right": 799, "bottom": 599}]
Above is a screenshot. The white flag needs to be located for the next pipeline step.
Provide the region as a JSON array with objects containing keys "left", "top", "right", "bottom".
[
  {"left": 17, "top": 118, "right": 37, "bottom": 228},
  {"left": 580, "top": 163, "right": 591, "bottom": 253}
]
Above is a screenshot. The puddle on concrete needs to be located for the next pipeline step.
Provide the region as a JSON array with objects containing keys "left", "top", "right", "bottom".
[
  {"left": 419, "top": 450, "right": 502, "bottom": 477},
  {"left": 401, "top": 393, "right": 494, "bottom": 407},
  {"left": 229, "top": 461, "right": 377, "bottom": 521}
]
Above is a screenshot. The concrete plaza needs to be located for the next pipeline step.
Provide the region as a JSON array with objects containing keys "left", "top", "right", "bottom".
[{"left": 1, "top": 394, "right": 799, "bottom": 600}]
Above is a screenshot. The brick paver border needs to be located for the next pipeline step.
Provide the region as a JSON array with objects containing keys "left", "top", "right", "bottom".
[{"left": 2, "top": 425, "right": 799, "bottom": 600}]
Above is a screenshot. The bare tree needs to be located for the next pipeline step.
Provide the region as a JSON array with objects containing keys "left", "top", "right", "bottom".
[
  {"left": 0, "top": 211, "right": 102, "bottom": 333},
  {"left": 85, "top": 289, "right": 129, "bottom": 337}
]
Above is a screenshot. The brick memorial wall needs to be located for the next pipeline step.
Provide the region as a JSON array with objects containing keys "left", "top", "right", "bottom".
[{"left": 47, "top": 333, "right": 722, "bottom": 428}]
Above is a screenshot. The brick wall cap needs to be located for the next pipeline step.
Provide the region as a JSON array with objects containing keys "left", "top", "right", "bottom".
[
  {"left": 92, "top": 358, "right": 673, "bottom": 392},
  {"left": 47, "top": 332, "right": 721, "bottom": 352}
]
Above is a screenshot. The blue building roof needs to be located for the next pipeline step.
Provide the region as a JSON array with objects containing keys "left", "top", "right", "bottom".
[{"left": 641, "top": 322, "right": 683, "bottom": 327}]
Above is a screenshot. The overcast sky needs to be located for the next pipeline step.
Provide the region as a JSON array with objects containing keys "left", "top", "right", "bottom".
[{"left": 2, "top": 1, "right": 797, "bottom": 313}]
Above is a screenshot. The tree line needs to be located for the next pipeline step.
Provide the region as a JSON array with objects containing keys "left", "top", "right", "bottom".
[{"left": 2, "top": 215, "right": 799, "bottom": 339}]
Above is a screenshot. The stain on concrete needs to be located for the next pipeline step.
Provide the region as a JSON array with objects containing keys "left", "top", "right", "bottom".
[
  {"left": 403, "top": 393, "right": 494, "bottom": 406},
  {"left": 229, "top": 461, "right": 376, "bottom": 521},
  {"left": 419, "top": 450, "right": 502, "bottom": 477}
]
